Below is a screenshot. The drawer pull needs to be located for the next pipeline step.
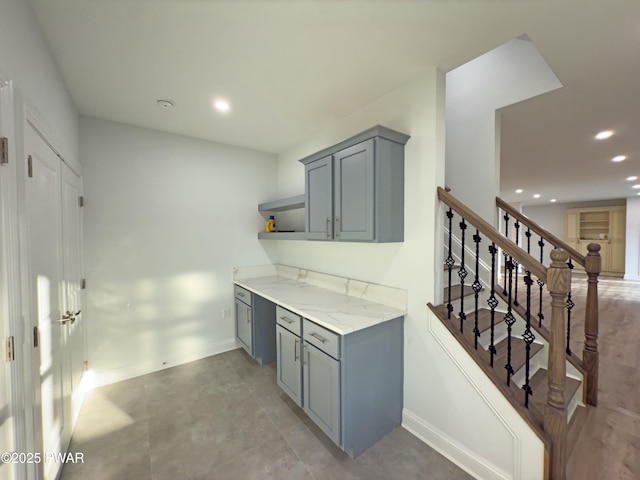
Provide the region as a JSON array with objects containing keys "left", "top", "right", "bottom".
[
  {"left": 279, "top": 316, "right": 294, "bottom": 324},
  {"left": 294, "top": 338, "right": 299, "bottom": 361},
  {"left": 309, "top": 332, "right": 327, "bottom": 344},
  {"left": 237, "top": 292, "right": 245, "bottom": 297}
]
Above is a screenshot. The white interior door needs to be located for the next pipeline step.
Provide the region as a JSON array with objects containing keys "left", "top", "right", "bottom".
[
  {"left": 61, "top": 162, "right": 85, "bottom": 422},
  {"left": 0, "top": 80, "right": 17, "bottom": 480},
  {"left": 25, "top": 122, "right": 69, "bottom": 480}
]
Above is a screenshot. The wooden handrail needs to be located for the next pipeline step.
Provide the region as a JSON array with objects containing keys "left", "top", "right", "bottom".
[
  {"left": 438, "top": 187, "right": 547, "bottom": 281},
  {"left": 496, "top": 197, "right": 585, "bottom": 267}
]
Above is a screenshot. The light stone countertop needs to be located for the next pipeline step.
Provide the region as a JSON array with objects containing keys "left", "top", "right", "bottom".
[{"left": 233, "top": 265, "right": 407, "bottom": 335}]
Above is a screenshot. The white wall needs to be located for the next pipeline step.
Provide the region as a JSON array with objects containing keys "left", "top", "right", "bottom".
[
  {"left": 81, "top": 117, "right": 279, "bottom": 384},
  {"left": 446, "top": 37, "right": 561, "bottom": 223},
  {"left": 274, "top": 72, "right": 543, "bottom": 480},
  {"left": 0, "top": 0, "right": 78, "bottom": 160},
  {"left": 624, "top": 196, "right": 640, "bottom": 281}
]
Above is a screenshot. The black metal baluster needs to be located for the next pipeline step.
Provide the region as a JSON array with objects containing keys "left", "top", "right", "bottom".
[
  {"left": 502, "top": 212, "right": 510, "bottom": 294},
  {"left": 537, "top": 237, "right": 545, "bottom": 327},
  {"left": 487, "top": 244, "right": 499, "bottom": 367},
  {"left": 458, "top": 219, "right": 468, "bottom": 333},
  {"left": 445, "top": 209, "right": 455, "bottom": 319},
  {"left": 522, "top": 273, "right": 535, "bottom": 407},
  {"left": 525, "top": 228, "right": 532, "bottom": 255},
  {"left": 566, "top": 258, "right": 575, "bottom": 355},
  {"left": 513, "top": 221, "right": 520, "bottom": 307},
  {"left": 472, "top": 230, "right": 482, "bottom": 349},
  {"left": 504, "top": 259, "right": 516, "bottom": 386}
]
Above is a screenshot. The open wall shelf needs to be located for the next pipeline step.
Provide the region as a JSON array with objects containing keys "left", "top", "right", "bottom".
[{"left": 257, "top": 194, "right": 305, "bottom": 240}]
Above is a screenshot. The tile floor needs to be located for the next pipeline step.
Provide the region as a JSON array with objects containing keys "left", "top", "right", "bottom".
[{"left": 60, "top": 349, "right": 474, "bottom": 480}]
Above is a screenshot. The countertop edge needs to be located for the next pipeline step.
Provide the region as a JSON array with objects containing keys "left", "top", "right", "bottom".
[{"left": 234, "top": 279, "right": 406, "bottom": 336}]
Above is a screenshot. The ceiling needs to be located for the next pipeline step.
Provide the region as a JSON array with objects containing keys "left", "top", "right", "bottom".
[{"left": 29, "top": 0, "right": 640, "bottom": 206}]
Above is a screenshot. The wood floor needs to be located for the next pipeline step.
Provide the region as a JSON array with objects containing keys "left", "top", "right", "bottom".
[{"left": 564, "top": 274, "right": 640, "bottom": 479}]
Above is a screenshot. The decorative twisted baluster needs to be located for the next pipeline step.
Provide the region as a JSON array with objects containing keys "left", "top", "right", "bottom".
[
  {"left": 565, "top": 259, "right": 575, "bottom": 355},
  {"left": 472, "top": 230, "right": 482, "bottom": 349},
  {"left": 487, "top": 244, "right": 499, "bottom": 367},
  {"left": 537, "top": 237, "right": 546, "bottom": 327},
  {"left": 458, "top": 219, "right": 468, "bottom": 333},
  {"left": 504, "top": 259, "right": 516, "bottom": 385},
  {"left": 514, "top": 220, "right": 520, "bottom": 307},
  {"left": 522, "top": 273, "right": 535, "bottom": 408},
  {"left": 503, "top": 212, "right": 510, "bottom": 295},
  {"left": 445, "top": 208, "right": 455, "bottom": 319}
]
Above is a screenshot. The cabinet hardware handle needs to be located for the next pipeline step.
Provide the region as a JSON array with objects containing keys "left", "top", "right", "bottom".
[
  {"left": 294, "top": 338, "right": 298, "bottom": 361},
  {"left": 247, "top": 307, "right": 251, "bottom": 323},
  {"left": 326, "top": 217, "right": 331, "bottom": 239},
  {"left": 309, "top": 332, "right": 327, "bottom": 344},
  {"left": 335, "top": 217, "right": 339, "bottom": 238},
  {"left": 237, "top": 292, "right": 245, "bottom": 297},
  {"left": 279, "top": 316, "right": 294, "bottom": 324}
]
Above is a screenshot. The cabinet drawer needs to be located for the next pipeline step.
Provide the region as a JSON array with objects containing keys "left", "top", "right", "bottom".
[
  {"left": 234, "top": 284, "right": 252, "bottom": 306},
  {"left": 303, "top": 319, "right": 340, "bottom": 359},
  {"left": 276, "top": 306, "right": 301, "bottom": 336}
]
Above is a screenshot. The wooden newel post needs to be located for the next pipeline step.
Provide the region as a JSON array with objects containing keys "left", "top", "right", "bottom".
[
  {"left": 545, "top": 248, "right": 570, "bottom": 480},
  {"left": 583, "top": 242, "right": 601, "bottom": 406}
]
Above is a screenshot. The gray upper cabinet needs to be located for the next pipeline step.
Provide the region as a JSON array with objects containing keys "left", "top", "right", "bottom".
[
  {"left": 305, "top": 155, "right": 333, "bottom": 240},
  {"left": 300, "top": 125, "right": 409, "bottom": 243},
  {"left": 334, "top": 139, "right": 375, "bottom": 241}
]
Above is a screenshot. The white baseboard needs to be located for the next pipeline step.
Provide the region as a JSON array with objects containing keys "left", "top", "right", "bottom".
[
  {"left": 89, "top": 338, "right": 240, "bottom": 388},
  {"left": 402, "top": 409, "right": 510, "bottom": 480},
  {"left": 623, "top": 274, "right": 640, "bottom": 281}
]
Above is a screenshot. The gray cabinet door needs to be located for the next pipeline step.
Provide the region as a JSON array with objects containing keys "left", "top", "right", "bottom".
[
  {"left": 334, "top": 138, "right": 375, "bottom": 241},
  {"left": 276, "top": 325, "right": 303, "bottom": 407},
  {"left": 305, "top": 155, "right": 333, "bottom": 240},
  {"left": 235, "top": 298, "right": 253, "bottom": 356},
  {"left": 303, "top": 342, "right": 341, "bottom": 446}
]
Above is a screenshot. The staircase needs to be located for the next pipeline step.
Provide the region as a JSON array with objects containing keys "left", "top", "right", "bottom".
[{"left": 430, "top": 187, "right": 601, "bottom": 480}]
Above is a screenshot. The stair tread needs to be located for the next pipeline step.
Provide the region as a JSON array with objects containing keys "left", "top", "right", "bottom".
[
  {"left": 528, "top": 368, "right": 582, "bottom": 411},
  {"left": 443, "top": 284, "right": 479, "bottom": 302},
  {"left": 493, "top": 336, "right": 544, "bottom": 374}
]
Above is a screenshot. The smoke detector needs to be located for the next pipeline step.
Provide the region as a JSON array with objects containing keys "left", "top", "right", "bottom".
[{"left": 157, "top": 99, "right": 174, "bottom": 110}]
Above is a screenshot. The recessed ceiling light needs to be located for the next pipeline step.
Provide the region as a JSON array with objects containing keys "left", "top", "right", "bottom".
[
  {"left": 533, "top": 194, "right": 541, "bottom": 199},
  {"left": 515, "top": 189, "right": 523, "bottom": 194},
  {"left": 627, "top": 176, "right": 638, "bottom": 181},
  {"left": 633, "top": 184, "right": 640, "bottom": 189},
  {"left": 550, "top": 199, "right": 557, "bottom": 203},
  {"left": 595, "top": 130, "right": 613, "bottom": 140},
  {"left": 214, "top": 99, "right": 231, "bottom": 113},
  {"left": 612, "top": 155, "right": 627, "bottom": 162},
  {"left": 157, "top": 99, "right": 174, "bottom": 110}
]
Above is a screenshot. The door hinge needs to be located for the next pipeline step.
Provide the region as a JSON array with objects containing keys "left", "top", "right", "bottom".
[
  {"left": 78, "top": 196, "right": 84, "bottom": 207},
  {"left": 81, "top": 278, "right": 86, "bottom": 289},
  {"left": 27, "top": 155, "right": 33, "bottom": 178},
  {"left": 33, "top": 326, "right": 39, "bottom": 348},
  {"left": 5, "top": 336, "right": 15, "bottom": 362},
  {"left": 83, "top": 360, "right": 88, "bottom": 371},
  {"left": 1, "top": 137, "right": 8, "bottom": 164}
]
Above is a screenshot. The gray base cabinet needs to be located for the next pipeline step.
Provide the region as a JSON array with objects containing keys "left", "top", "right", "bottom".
[
  {"left": 276, "top": 324, "right": 303, "bottom": 407},
  {"left": 301, "top": 125, "right": 409, "bottom": 243},
  {"left": 234, "top": 285, "right": 276, "bottom": 365},
  {"left": 275, "top": 305, "right": 404, "bottom": 458},
  {"left": 304, "top": 342, "right": 341, "bottom": 445}
]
